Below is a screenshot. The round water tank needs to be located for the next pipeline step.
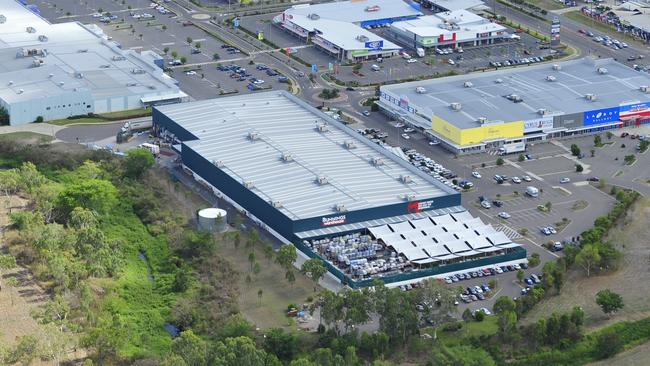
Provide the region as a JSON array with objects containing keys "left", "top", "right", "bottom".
[{"left": 197, "top": 208, "right": 227, "bottom": 232}]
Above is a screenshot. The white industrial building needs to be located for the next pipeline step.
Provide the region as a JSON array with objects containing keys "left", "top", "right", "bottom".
[
  {"left": 388, "top": 10, "right": 508, "bottom": 49},
  {"left": 274, "top": 0, "right": 422, "bottom": 61},
  {"left": 0, "top": 0, "right": 187, "bottom": 126}
]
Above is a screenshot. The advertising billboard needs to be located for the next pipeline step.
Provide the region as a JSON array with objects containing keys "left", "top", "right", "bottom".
[
  {"left": 583, "top": 106, "right": 620, "bottom": 126},
  {"left": 431, "top": 117, "right": 524, "bottom": 146},
  {"left": 407, "top": 199, "right": 434, "bottom": 214},
  {"left": 553, "top": 113, "right": 584, "bottom": 130},
  {"left": 364, "top": 40, "right": 384, "bottom": 50},
  {"left": 524, "top": 116, "right": 554, "bottom": 132},
  {"left": 619, "top": 102, "right": 650, "bottom": 123}
]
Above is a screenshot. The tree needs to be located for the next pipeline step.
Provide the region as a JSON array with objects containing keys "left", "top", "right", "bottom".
[
  {"left": 213, "top": 53, "right": 220, "bottom": 60},
  {"left": 576, "top": 163, "right": 584, "bottom": 172},
  {"left": 301, "top": 258, "right": 327, "bottom": 286},
  {"left": 595, "top": 330, "right": 623, "bottom": 359},
  {"left": 342, "top": 289, "right": 372, "bottom": 332},
  {"left": 264, "top": 244, "right": 274, "bottom": 262},
  {"left": 594, "top": 134, "right": 602, "bottom": 146},
  {"left": 180, "top": 56, "right": 187, "bottom": 64},
  {"left": 171, "top": 330, "right": 208, "bottom": 366},
  {"left": 162, "top": 25, "right": 167, "bottom": 32},
  {"left": 194, "top": 42, "right": 201, "bottom": 49},
  {"left": 248, "top": 252, "right": 256, "bottom": 272},
  {"left": 595, "top": 289, "right": 624, "bottom": 316},
  {"left": 0, "top": 254, "right": 17, "bottom": 292},
  {"left": 276, "top": 244, "right": 297, "bottom": 270},
  {"left": 186, "top": 37, "right": 193, "bottom": 44},
  {"left": 493, "top": 296, "right": 516, "bottom": 315},
  {"left": 576, "top": 244, "right": 601, "bottom": 277},
  {"left": 10, "top": 335, "right": 39, "bottom": 365},
  {"left": 57, "top": 179, "right": 118, "bottom": 215},
  {"left": 35, "top": 116, "right": 44, "bottom": 123},
  {"left": 516, "top": 269, "right": 525, "bottom": 283},
  {"left": 496, "top": 157, "right": 504, "bottom": 166},
  {"left": 315, "top": 290, "right": 344, "bottom": 332},
  {"left": 606, "top": 131, "right": 613, "bottom": 140},
  {"left": 285, "top": 270, "right": 295, "bottom": 286},
  {"left": 420, "top": 279, "right": 456, "bottom": 339},
  {"left": 125, "top": 148, "right": 155, "bottom": 179},
  {"left": 518, "top": 154, "right": 525, "bottom": 162},
  {"left": 462, "top": 308, "right": 473, "bottom": 322},
  {"left": 570, "top": 144, "right": 581, "bottom": 157},
  {"left": 497, "top": 310, "right": 518, "bottom": 343},
  {"left": 264, "top": 328, "right": 297, "bottom": 361},
  {"left": 624, "top": 154, "right": 636, "bottom": 165},
  {"left": 163, "top": 47, "right": 169, "bottom": 54},
  {"left": 590, "top": 148, "right": 595, "bottom": 157},
  {"left": 214, "top": 336, "right": 266, "bottom": 366},
  {"left": 171, "top": 50, "right": 178, "bottom": 59},
  {"left": 258, "top": 288, "right": 263, "bottom": 306}
]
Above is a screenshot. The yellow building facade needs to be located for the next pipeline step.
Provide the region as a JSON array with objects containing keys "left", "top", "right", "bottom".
[{"left": 431, "top": 115, "right": 524, "bottom": 146}]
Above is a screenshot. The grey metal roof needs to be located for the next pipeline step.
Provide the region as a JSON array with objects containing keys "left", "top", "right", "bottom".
[
  {"left": 381, "top": 58, "right": 650, "bottom": 129},
  {"left": 422, "top": 0, "right": 485, "bottom": 11},
  {"left": 157, "top": 91, "right": 457, "bottom": 221},
  {"left": 285, "top": 0, "right": 422, "bottom": 24}
]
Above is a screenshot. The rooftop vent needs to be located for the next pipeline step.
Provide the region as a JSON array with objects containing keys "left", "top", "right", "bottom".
[
  {"left": 248, "top": 131, "right": 260, "bottom": 141},
  {"left": 131, "top": 68, "right": 146, "bottom": 74},
  {"left": 26, "top": 27, "right": 36, "bottom": 33},
  {"left": 75, "top": 72, "right": 83, "bottom": 79},
  {"left": 495, "top": 78, "right": 503, "bottom": 84},
  {"left": 38, "top": 35, "right": 48, "bottom": 42},
  {"left": 344, "top": 141, "right": 356, "bottom": 149},
  {"left": 400, "top": 175, "right": 412, "bottom": 184},
  {"left": 450, "top": 102, "right": 462, "bottom": 111},
  {"left": 585, "top": 93, "right": 597, "bottom": 101},
  {"left": 77, "top": 49, "right": 88, "bottom": 53},
  {"left": 371, "top": 157, "right": 384, "bottom": 166},
  {"left": 317, "top": 123, "right": 329, "bottom": 132},
  {"left": 7, "top": 81, "right": 12, "bottom": 85},
  {"left": 58, "top": 81, "right": 65, "bottom": 86},
  {"left": 335, "top": 204, "right": 348, "bottom": 212},
  {"left": 308, "top": 13, "right": 320, "bottom": 20},
  {"left": 48, "top": 73, "right": 53, "bottom": 78},
  {"left": 112, "top": 55, "right": 126, "bottom": 61},
  {"left": 463, "top": 81, "right": 473, "bottom": 88},
  {"left": 244, "top": 181, "right": 255, "bottom": 189},
  {"left": 317, "top": 176, "right": 329, "bottom": 185},
  {"left": 355, "top": 35, "right": 369, "bottom": 42},
  {"left": 0, "top": 15, "right": 6, "bottom": 24},
  {"left": 16, "top": 89, "right": 23, "bottom": 94},
  {"left": 281, "top": 153, "right": 294, "bottom": 162},
  {"left": 639, "top": 85, "right": 650, "bottom": 93},
  {"left": 597, "top": 67, "right": 608, "bottom": 74},
  {"left": 552, "top": 64, "right": 561, "bottom": 71},
  {"left": 545, "top": 75, "right": 556, "bottom": 82},
  {"left": 271, "top": 200, "right": 283, "bottom": 208},
  {"left": 212, "top": 160, "right": 224, "bottom": 167},
  {"left": 477, "top": 117, "right": 487, "bottom": 124},
  {"left": 405, "top": 193, "right": 417, "bottom": 202},
  {"left": 538, "top": 108, "right": 548, "bottom": 115},
  {"left": 32, "top": 59, "right": 44, "bottom": 67}
]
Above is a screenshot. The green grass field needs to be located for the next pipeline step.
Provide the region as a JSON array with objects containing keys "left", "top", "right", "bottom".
[
  {"left": 424, "top": 316, "right": 498, "bottom": 347},
  {"left": 0, "top": 131, "right": 53, "bottom": 143},
  {"left": 48, "top": 108, "right": 151, "bottom": 126},
  {"left": 564, "top": 11, "right": 644, "bottom": 46}
]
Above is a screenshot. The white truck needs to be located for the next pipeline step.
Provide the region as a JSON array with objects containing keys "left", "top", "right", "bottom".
[
  {"left": 139, "top": 142, "right": 160, "bottom": 156},
  {"left": 526, "top": 186, "right": 539, "bottom": 198},
  {"left": 498, "top": 142, "right": 525, "bottom": 155},
  {"left": 416, "top": 47, "right": 425, "bottom": 57}
]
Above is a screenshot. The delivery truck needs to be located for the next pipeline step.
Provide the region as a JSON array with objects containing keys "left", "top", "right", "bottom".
[
  {"left": 416, "top": 47, "right": 425, "bottom": 57},
  {"left": 526, "top": 186, "right": 539, "bottom": 198},
  {"left": 498, "top": 142, "right": 525, "bottom": 155}
]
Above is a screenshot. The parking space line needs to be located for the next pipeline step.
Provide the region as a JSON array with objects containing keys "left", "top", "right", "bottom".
[{"left": 161, "top": 42, "right": 175, "bottom": 46}]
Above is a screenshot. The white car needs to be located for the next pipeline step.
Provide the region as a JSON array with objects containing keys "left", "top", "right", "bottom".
[
  {"left": 92, "top": 13, "right": 102, "bottom": 18},
  {"left": 185, "top": 71, "right": 197, "bottom": 75},
  {"left": 403, "top": 127, "right": 415, "bottom": 133},
  {"left": 498, "top": 212, "right": 511, "bottom": 219},
  {"left": 560, "top": 177, "right": 571, "bottom": 183},
  {"left": 428, "top": 140, "right": 440, "bottom": 146},
  {"left": 406, "top": 58, "right": 417, "bottom": 64},
  {"left": 522, "top": 175, "right": 532, "bottom": 182},
  {"left": 401, "top": 133, "right": 411, "bottom": 140},
  {"left": 448, "top": 59, "right": 455, "bottom": 65},
  {"left": 479, "top": 307, "right": 492, "bottom": 316},
  {"left": 512, "top": 177, "right": 522, "bottom": 184},
  {"left": 480, "top": 200, "right": 491, "bottom": 209},
  {"left": 472, "top": 171, "right": 482, "bottom": 179}
]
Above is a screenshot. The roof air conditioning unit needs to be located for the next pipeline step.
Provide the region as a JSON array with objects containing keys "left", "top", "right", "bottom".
[
  {"left": 281, "top": 153, "right": 293, "bottom": 162},
  {"left": 371, "top": 157, "right": 384, "bottom": 166},
  {"left": 450, "top": 102, "right": 462, "bottom": 111},
  {"left": 75, "top": 72, "right": 84, "bottom": 79},
  {"left": 16, "top": 89, "right": 23, "bottom": 94},
  {"left": 248, "top": 131, "right": 260, "bottom": 141},
  {"left": 317, "top": 176, "right": 329, "bottom": 185},
  {"left": 355, "top": 35, "right": 369, "bottom": 42},
  {"left": 131, "top": 68, "right": 146, "bottom": 74},
  {"left": 112, "top": 56, "right": 126, "bottom": 61},
  {"left": 477, "top": 117, "right": 487, "bottom": 124},
  {"left": 639, "top": 85, "right": 650, "bottom": 93},
  {"left": 58, "top": 81, "right": 65, "bottom": 86},
  {"left": 0, "top": 15, "right": 6, "bottom": 24},
  {"left": 7, "top": 81, "right": 12, "bottom": 85},
  {"left": 552, "top": 64, "right": 561, "bottom": 71},
  {"left": 585, "top": 93, "right": 597, "bottom": 101},
  {"left": 26, "top": 27, "right": 36, "bottom": 33},
  {"left": 538, "top": 108, "right": 547, "bottom": 115},
  {"left": 545, "top": 75, "right": 556, "bottom": 82},
  {"left": 495, "top": 78, "right": 503, "bottom": 84},
  {"left": 335, "top": 204, "right": 347, "bottom": 212},
  {"left": 463, "top": 81, "right": 473, "bottom": 88},
  {"left": 126, "top": 82, "right": 137, "bottom": 86},
  {"left": 244, "top": 181, "right": 255, "bottom": 189},
  {"left": 400, "top": 175, "right": 412, "bottom": 184},
  {"left": 271, "top": 200, "right": 283, "bottom": 208},
  {"left": 308, "top": 13, "right": 320, "bottom": 20},
  {"left": 317, "top": 123, "right": 329, "bottom": 132},
  {"left": 38, "top": 35, "right": 48, "bottom": 42},
  {"left": 405, "top": 194, "right": 417, "bottom": 201},
  {"left": 597, "top": 67, "right": 608, "bottom": 74},
  {"left": 344, "top": 141, "right": 356, "bottom": 149},
  {"left": 212, "top": 160, "right": 224, "bottom": 167}
]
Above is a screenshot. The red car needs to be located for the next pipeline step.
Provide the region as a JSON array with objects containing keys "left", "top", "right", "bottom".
[{"left": 578, "top": 29, "right": 586, "bottom": 34}]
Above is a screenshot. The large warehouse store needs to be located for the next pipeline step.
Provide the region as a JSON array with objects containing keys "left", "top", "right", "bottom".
[
  {"left": 379, "top": 58, "right": 650, "bottom": 154},
  {"left": 0, "top": 0, "right": 186, "bottom": 125},
  {"left": 274, "top": 0, "right": 421, "bottom": 61},
  {"left": 153, "top": 91, "right": 525, "bottom": 287}
]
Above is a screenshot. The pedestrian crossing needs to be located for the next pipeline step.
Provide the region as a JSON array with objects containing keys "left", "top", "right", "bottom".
[
  {"left": 493, "top": 225, "right": 522, "bottom": 240},
  {"left": 486, "top": 149, "right": 500, "bottom": 156}
]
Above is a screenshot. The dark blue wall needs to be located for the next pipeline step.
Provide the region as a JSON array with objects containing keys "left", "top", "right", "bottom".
[
  {"left": 180, "top": 143, "right": 296, "bottom": 240},
  {"left": 153, "top": 107, "right": 198, "bottom": 141},
  {"left": 292, "top": 192, "right": 461, "bottom": 232}
]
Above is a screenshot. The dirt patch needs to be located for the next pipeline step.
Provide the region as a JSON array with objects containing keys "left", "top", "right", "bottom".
[{"left": 523, "top": 198, "right": 650, "bottom": 329}]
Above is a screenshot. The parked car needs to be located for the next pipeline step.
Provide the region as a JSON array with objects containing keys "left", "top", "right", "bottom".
[
  {"left": 480, "top": 200, "right": 491, "bottom": 209},
  {"left": 492, "top": 200, "right": 503, "bottom": 207},
  {"left": 472, "top": 171, "right": 482, "bottom": 179},
  {"left": 362, "top": 110, "right": 371, "bottom": 116},
  {"left": 512, "top": 176, "right": 522, "bottom": 184},
  {"left": 498, "top": 212, "right": 511, "bottom": 219},
  {"left": 560, "top": 177, "right": 571, "bottom": 183},
  {"left": 522, "top": 175, "right": 532, "bottom": 182}
]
